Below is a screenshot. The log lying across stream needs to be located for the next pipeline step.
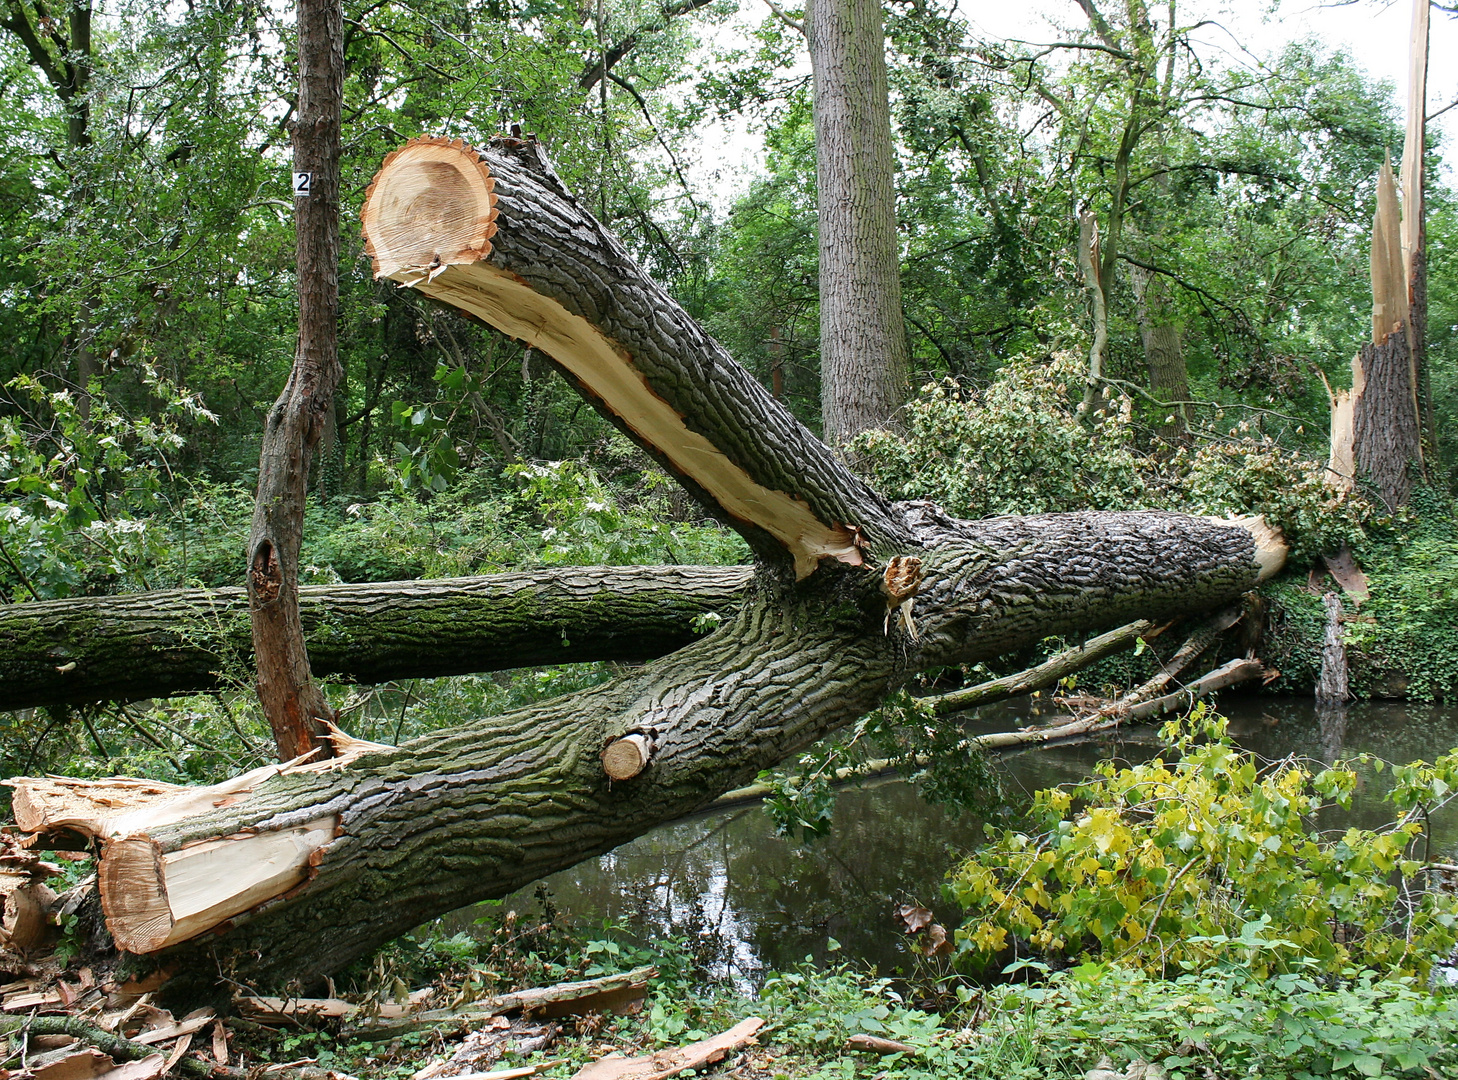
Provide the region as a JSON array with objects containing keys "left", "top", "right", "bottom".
[{"left": 4, "top": 136, "right": 1287, "bottom": 997}]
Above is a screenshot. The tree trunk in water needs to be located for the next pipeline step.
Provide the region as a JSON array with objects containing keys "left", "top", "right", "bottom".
[
  {"left": 1130, "top": 263, "right": 1190, "bottom": 436},
  {"left": 10, "top": 137, "right": 1286, "bottom": 997},
  {"left": 247, "top": 0, "right": 345, "bottom": 761},
  {"left": 20, "top": 510, "right": 1273, "bottom": 991},
  {"left": 0, "top": 567, "right": 751, "bottom": 711},
  {"left": 805, "top": 0, "right": 909, "bottom": 444}
]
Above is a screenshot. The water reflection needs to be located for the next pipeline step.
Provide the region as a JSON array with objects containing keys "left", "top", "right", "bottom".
[{"left": 453, "top": 697, "right": 1458, "bottom": 981}]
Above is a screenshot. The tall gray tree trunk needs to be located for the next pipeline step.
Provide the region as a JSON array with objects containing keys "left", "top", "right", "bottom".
[
  {"left": 805, "top": 0, "right": 910, "bottom": 444},
  {"left": 246, "top": 0, "right": 345, "bottom": 761}
]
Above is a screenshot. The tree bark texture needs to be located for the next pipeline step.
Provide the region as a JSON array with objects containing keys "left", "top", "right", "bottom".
[
  {"left": 805, "top": 0, "right": 910, "bottom": 444},
  {"left": 246, "top": 0, "right": 345, "bottom": 761},
  {"left": 1131, "top": 263, "right": 1190, "bottom": 435},
  {"left": 361, "top": 137, "right": 906, "bottom": 576},
  {"left": 10, "top": 137, "right": 1285, "bottom": 996},
  {"left": 83, "top": 508, "right": 1266, "bottom": 990},
  {"left": 1353, "top": 329, "right": 1422, "bottom": 511},
  {"left": 0, "top": 567, "right": 751, "bottom": 711}
]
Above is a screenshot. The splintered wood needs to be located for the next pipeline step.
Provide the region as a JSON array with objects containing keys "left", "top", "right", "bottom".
[
  {"left": 359, "top": 137, "right": 863, "bottom": 580},
  {"left": 568, "top": 1017, "right": 763, "bottom": 1080},
  {"left": 3, "top": 736, "right": 392, "bottom": 955}
]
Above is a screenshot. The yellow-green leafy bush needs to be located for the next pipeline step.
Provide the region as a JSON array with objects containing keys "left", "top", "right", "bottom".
[{"left": 949, "top": 712, "right": 1458, "bottom": 978}]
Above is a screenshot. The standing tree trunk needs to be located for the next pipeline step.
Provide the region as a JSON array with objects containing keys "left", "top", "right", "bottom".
[
  {"left": 247, "top": 0, "right": 345, "bottom": 761},
  {"left": 805, "top": 0, "right": 910, "bottom": 444},
  {"left": 1351, "top": 160, "right": 1423, "bottom": 511},
  {"left": 1130, "top": 263, "right": 1190, "bottom": 437},
  {"left": 10, "top": 137, "right": 1286, "bottom": 997}
]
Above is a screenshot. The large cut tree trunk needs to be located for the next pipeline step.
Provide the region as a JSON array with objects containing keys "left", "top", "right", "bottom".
[
  {"left": 0, "top": 566, "right": 751, "bottom": 711},
  {"left": 805, "top": 0, "right": 910, "bottom": 444},
  {"left": 9, "top": 137, "right": 1285, "bottom": 996}
]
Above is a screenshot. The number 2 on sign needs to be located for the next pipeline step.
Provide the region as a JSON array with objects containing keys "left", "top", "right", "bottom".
[{"left": 292, "top": 172, "right": 312, "bottom": 197}]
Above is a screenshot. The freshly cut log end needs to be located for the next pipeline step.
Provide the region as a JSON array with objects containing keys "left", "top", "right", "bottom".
[
  {"left": 362, "top": 137, "right": 499, "bottom": 280},
  {"left": 360, "top": 135, "right": 872, "bottom": 579},
  {"left": 100, "top": 836, "right": 174, "bottom": 954},
  {"left": 98, "top": 818, "right": 339, "bottom": 954},
  {"left": 602, "top": 733, "right": 653, "bottom": 781}
]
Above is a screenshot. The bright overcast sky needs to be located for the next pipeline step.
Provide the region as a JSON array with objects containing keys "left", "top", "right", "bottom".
[{"left": 687, "top": 0, "right": 1458, "bottom": 207}]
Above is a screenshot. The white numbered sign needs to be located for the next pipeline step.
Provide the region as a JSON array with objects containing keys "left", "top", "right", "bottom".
[{"left": 292, "top": 171, "right": 312, "bottom": 197}]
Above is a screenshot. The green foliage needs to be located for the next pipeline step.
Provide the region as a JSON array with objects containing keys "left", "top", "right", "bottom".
[
  {"left": 853, "top": 359, "right": 1374, "bottom": 564},
  {"left": 0, "top": 367, "right": 217, "bottom": 601},
  {"left": 948, "top": 711, "right": 1458, "bottom": 979},
  {"left": 1345, "top": 490, "right": 1458, "bottom": 701},
  {"left": 984, "top": 961, "right": 1458, "bottom": 1080}
]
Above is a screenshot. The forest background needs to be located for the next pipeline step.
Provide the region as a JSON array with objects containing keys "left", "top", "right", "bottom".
[{"left": 4, "top": 0, "right": 1458, "bottom": 1076}]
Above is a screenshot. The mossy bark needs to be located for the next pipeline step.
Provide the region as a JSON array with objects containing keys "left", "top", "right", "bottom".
[
  {"left": 0, "top": 567, "right": 750, "bottom": 711},
  {"left": 132, "top": 508, "right": 1260, "bottom": 990}
]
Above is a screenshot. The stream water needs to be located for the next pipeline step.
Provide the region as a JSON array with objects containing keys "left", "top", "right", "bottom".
[{"left": 454, "top": 697, "right": 1458, "bottom": 984}]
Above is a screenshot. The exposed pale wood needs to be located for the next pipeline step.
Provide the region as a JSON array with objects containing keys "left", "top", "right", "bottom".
[
  {"left": 1372, "top": 158, "right": 1407, "bottom": 345},
  {"left": 341, "top": 968, "right": 654, "bottom": 1040},
  {"left": 1401, "top": 0, "right": 1428, "bottom": 285},
  {"left": 844, "top": 1034, "right": 916, "bottom": 1056},
  {"left": 1321, "top": 547, "right": 1369, "bottom": 602},
  {"left": 361, "top": 139, "right": 864, "bottom": 580},
  {"left": 100, "top": 817, "right": 337, "bottom": 954},
  {"left": 130, "top": 1012, "right": 216, "bottom": 1046},
  {"left": 237, "top": 988, "right": 433, "bottom": 1022},
  {"left": 1327, "top": 387, "right": 1354, "bottom": 491},
  {"left": 569, "top": 1017, "right": 763, "bottom": 1080},
  {"left": 3, "top": 881, "right": 59, "bottom": 952},
  {"left": 602, "top": 734, "right": 653, "bottom": 780},
  {"left": 1077, "top": 209, "right": 1108, "bottom": 414},
  {"left": 1207, "top": 516, "right": 1285, "bottom": 582},
  {"left": 242, "top": 968, "right": 654, "bottom": 1037},
  {"left": 361, "top": 138, "right": 498, "bottom": 277},
  {"left": 1122, "top": 658, "right": 1265, "bottom": 722}
]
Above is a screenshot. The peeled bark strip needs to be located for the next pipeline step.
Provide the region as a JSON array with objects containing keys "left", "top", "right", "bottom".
[{"left": 0, "top": 566, "right": 751, "bottom": 711}]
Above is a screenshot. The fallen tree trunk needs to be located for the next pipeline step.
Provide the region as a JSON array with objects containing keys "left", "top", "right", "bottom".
[
  {"left": 0, "top": 566, "right": 750, "bottom": 711},
  {"left": 7, "top": 136, "right": 1287, "bottom": 997}
]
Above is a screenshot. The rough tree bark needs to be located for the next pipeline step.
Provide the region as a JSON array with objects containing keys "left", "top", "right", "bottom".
[
  {"left": 247, "top": 0, "right": 345, "bottom": 761},
  {"left": 0, "top": 566, "right": 751, "bottom": 711},
  {"left": 9, "top": 137, "right": 1285, "bottom": 996},
  {"left": 805, "top": 0, "right": 910, "bottom": 444},
  {"left": 1131, "top": 263, "right": 1190, "bottom": 437},
  {"left": 1351, "top": 160, "right": 1423, "bottom": 510}
]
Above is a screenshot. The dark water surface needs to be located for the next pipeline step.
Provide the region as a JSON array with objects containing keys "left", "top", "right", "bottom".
[{"left": 456, "top": 697, "right": 1458, "bottom": 983}]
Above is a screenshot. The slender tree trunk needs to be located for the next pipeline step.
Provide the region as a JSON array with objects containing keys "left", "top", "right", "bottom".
[
  {"left": 247, "top": 0, "right": 345, "bottom": 761},
  {"left": 805, "top": 0, "right": 909, "bottom": 444},
  {"left": 1130, "top": 263, "right": 1190, "bottom": 436},
  {"left": 0, "top": 566, "right": 751, "bottom": 711}
]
